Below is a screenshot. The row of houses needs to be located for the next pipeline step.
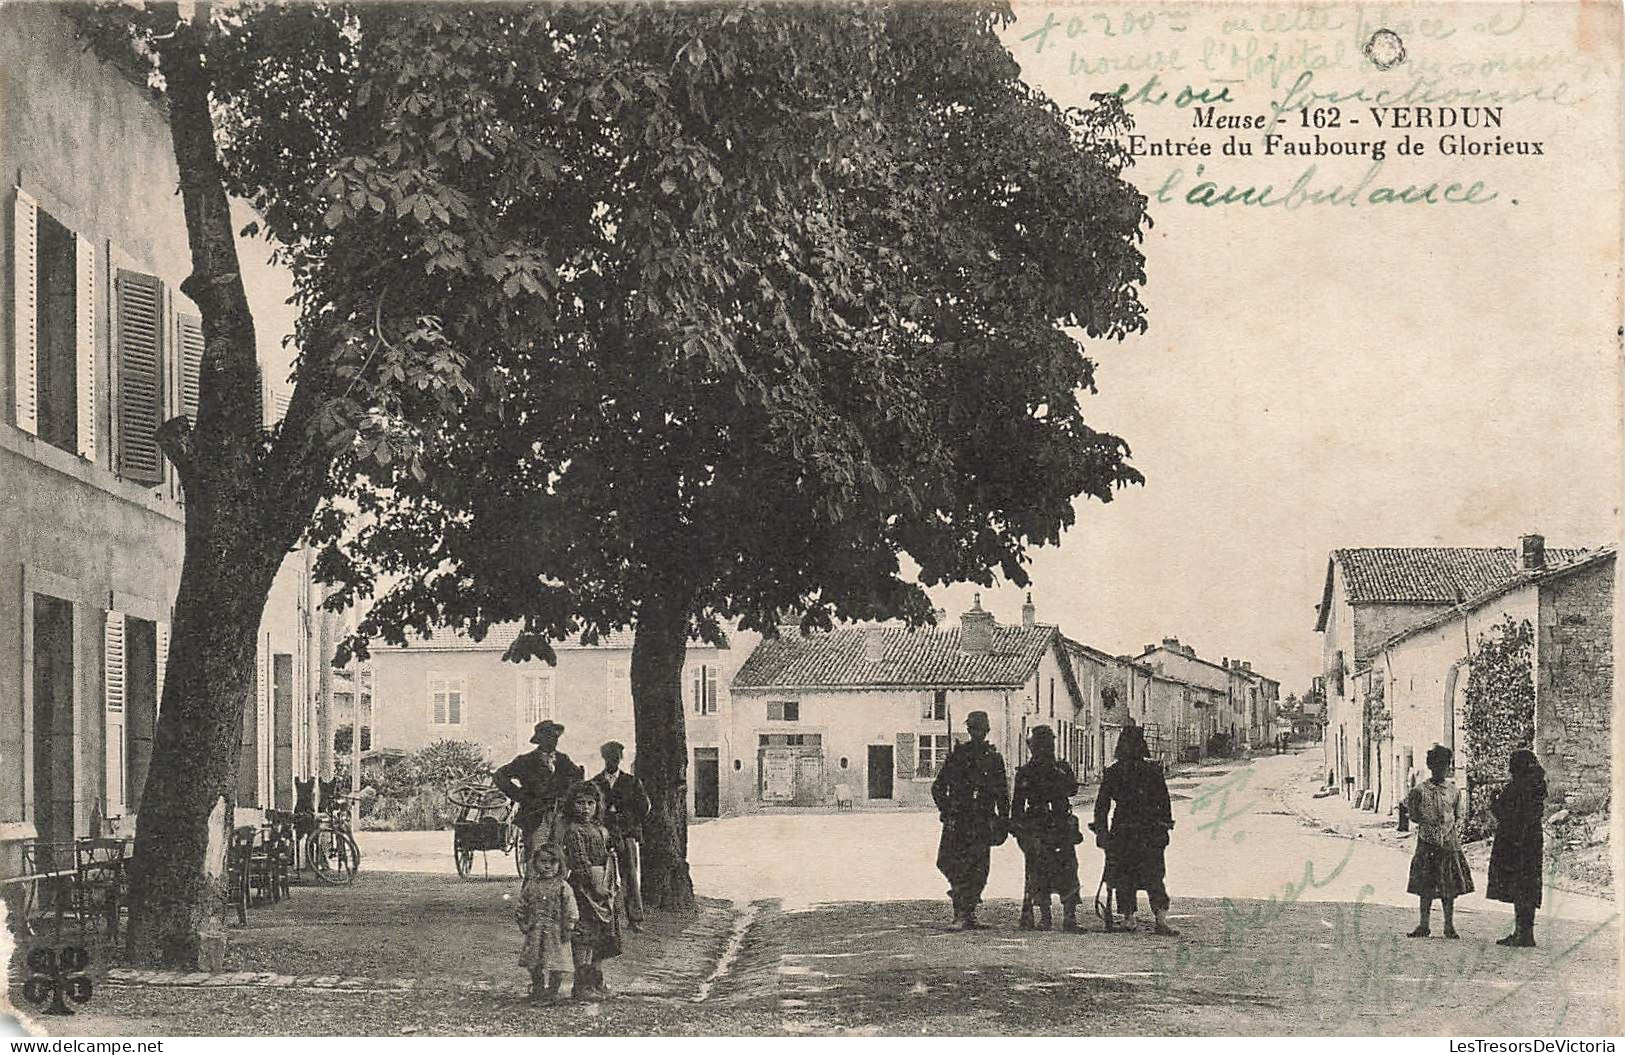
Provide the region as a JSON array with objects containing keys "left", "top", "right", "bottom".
[
  {"left": 1, "top": 8, "right": 323, "bottom": 880},
  {"left": 359, "top": 595, "right": 1282, "bottom": 819},
  {"left": 1317, "top": 534, "right": 1614, "bottom": 825}
]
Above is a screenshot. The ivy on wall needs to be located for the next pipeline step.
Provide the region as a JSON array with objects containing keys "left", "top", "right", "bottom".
[{"left": 1462, "top": 615, "right": 1536, "bottom": 837}]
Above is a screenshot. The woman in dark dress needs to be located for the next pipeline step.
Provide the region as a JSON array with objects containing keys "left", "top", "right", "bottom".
[
  {"left": 1487, "top": 749, "right": 1547, "bottom": 948},
  {"left": 1092, "top": 724, "right": 1178, "bottom": 936},
  {"left": 1012, "top": 725, "right": 1084, "bottom": 932}
]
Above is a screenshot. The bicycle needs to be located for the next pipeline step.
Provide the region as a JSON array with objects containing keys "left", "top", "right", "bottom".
[{"left": 302, "top": 793, "right": 362, "bottom": 886}]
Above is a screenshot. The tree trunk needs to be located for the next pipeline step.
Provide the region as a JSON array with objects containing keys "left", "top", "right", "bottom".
[
  {"left": 121, "top": 6, "right": 328, "bottom": 966},
  {"left": 630, "top": 590, "right": 696, "bottom": 912}
]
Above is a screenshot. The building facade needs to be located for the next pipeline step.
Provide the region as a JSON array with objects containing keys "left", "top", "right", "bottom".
[
  {"left": 722, "top": 598, "right": 1082, "bottom": 816},
  {"left": 1, "top": 7, "right": 316, "bottom": 878},
  {"left": 365, "top": 623, "right": 736, "bottom": 777},
  {"left": 1374, "top": 545, "right": 1613, "bottom": 817},
  {"left": 1316, "top": 537, "right": 1591, "bottom": 806}
]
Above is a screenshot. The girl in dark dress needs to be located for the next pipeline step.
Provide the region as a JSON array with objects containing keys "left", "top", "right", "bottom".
[
  {"left": 1092, "top": 724, "right": 1178, "bottom": 936},
  {"left": 562, "top": 781, "right": 622, "bottom": 1000},
  {"left": 1487, "top": 749, "right": 1547, "bottom": 948}
]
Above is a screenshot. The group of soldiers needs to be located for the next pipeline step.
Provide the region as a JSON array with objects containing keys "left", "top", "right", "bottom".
[{"left": 933, "top": 711, "right": 1180, "bottom": 936}]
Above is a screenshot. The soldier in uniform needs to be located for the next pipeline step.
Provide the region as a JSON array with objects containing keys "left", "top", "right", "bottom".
[
  {"left": 931, "top": 710, "right": 1010, "bottom": 930},
  {"left": 1012, "top": 724, "right": 1084, "bottom": 932},
  {"left": 1092, "top": 722, "right": 1179, "bottom": 936}
]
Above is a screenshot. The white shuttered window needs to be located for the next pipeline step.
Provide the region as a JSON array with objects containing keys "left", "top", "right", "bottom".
[
  {"left": 104, "top": 612, "right": 127, "bottom": 817},
  {"left": 12, "top": 189, "right": 37, "bottom": 434},
  {"left": 74, "top": 234, "right": 96, "bottom": 459}
]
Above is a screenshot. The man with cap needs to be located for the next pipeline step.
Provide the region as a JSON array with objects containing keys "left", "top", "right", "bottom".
[
  {"left": 931, "top": 710, "right": 1010, "bottom": 930},
  {"left": 495, "top": 720, "right": 585, "bottom": 855},
  {"left": 591, "top": 741, "right": 651, "bottom": 932},
  {"left": 1092, "top": 722, "right": 1178, "bottom": 935},
  {"left": 1012, "top": 724, "right": 1084, "bottom": 932}
]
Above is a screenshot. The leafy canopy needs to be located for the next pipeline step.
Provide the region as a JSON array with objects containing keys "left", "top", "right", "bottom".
[{"left": 304, "top": 1, "right": 1154, "bottom": 661}]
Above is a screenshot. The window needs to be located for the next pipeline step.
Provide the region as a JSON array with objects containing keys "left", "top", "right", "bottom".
[
  {"left": 917, "top": 733, "right": 952, "bottom": 777},
  {"left": 12, "top": 191, "right": 95, "bottom": 459},
  {"left": 429, "top": 675, "right": 466, "bottom": 726},
  {"left": 767, "top": 700, "right": 799, "bottom": 722},
  {"left": 115, "top": 269, "right": 165, "bottom": 484},
  {"left": 1048, "top": 678, "right": 1055, "bottom": 718},
  {"left": 921, "top": 689, "right": 947, "bottom": 721},
  {"left": 606, "top": 661, "right": 631, "bottom": 720},
  {"left": 690, "top": 664, "right": 720, "bottom": 716},
  {"left": 759, "top": 733, "right": 820, "bottom": 747},
  {"left": 520, "top": 671, "right": 554, "bottom": 726}
]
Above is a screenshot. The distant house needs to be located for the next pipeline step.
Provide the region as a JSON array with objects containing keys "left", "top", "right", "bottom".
[
  {"left": 366, "top": 623, "right": 735, "bottom": 772},
  {"left": 1372, "top": 543, "right": 1613, "bottom": 817},
  {"left": 1316, "top": 536, "right": 1590, "bottom": 804},
  {"left": 723, "top": 596, "right": 1084, "bottom": 815}
]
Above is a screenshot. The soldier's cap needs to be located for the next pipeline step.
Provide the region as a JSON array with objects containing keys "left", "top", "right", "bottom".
[
  {"left": 965, "top": 710, "right": 991, "bottom": 731},
  {"left": 530, "top": 720, "right": 565, "bottom": 744},
  {"left": 601, "top": 740, "right": 626, "bottom": 756}
]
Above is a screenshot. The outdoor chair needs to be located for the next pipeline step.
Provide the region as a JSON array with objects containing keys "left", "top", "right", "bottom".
[
  {"left": 833, "top": 783, "right": 854, "bottom": 811},
  {"left": 73, "top": 837, "right": 128, "bottom": 941},
  {"left": 18, "top": 841, "right": 90, "bottom": 941},
  {"left": 227, "top": 826, "right": 258, "bottom": 925}
]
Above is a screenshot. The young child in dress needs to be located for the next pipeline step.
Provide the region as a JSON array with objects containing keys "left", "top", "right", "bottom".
[
  {"left": 516, "top": 842, "right": 577, "bottom": 1003},
  {"left": 562, "top": 781, "right": 622, "bottom": 1000}
]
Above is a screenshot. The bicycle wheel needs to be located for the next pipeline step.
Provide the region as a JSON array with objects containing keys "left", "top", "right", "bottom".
[
  {"left": 312, "top": 827, "right": 360, "bottom": 885},
  {"left": 510, "top": 827, "right": 527, "bottom": 879}
]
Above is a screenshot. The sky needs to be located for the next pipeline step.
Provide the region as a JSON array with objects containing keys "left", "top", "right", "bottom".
[{"left": 923, "top": 3, "right": 1623, "bottom": 692}]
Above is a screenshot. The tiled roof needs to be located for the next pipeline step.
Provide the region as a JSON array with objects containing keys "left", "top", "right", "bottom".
[
  {"left": 385, "top": 621, "right": 731, "bottom": 653},
  {"left": 732, "top": 623, "right": 1057, "bottom": 690},
  {"left": 386, "top": 623, "right": 635, "bottom": 653},
  {"left": 1377, "top": 547, "right": 1616, "bottom": 652},
  {"left": 1334, "top": 547, "right": 1589, "bottom": 605}
]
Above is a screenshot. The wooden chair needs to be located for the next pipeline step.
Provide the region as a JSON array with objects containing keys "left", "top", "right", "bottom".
[
  {"left": 18, "top": 841, "right": 88, "bottom": 941},
  {"left": 227, "top": 826, "right": 257, "bottom": 925},
  {"left": 833, "top": 783, "right": 854, "bottom": 811},
  {"left": 73, "top": 837, "right": 128, "bottom": 941}
]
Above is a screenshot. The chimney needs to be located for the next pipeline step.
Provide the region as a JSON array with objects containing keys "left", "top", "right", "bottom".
[
  {"left": 1021, "top": 592, "right": 1036, "bottom": 628},
  {"left": 1162, "top": 636, "right": 1180, "bottom": 650},
  {"left": 1223, "top": 657, "right": 1230, "bottom": 669},
  {"left": 1242, "top": 661, "right": 1252, "bottom": 672},
  {"left": 864, "top": 625, "right": 887, "bottom": 664},
  {"left": 931, "top": 607, "right": 948, "bottom": 626},
  {"left": 960, "top": 593, "right": 995, "bottom": 654},
  {"left": 1144, "top": 644, "right": 1155, "bottom": 655},
  {"left": 1520, "top": 533, "right": 1546, "bottom": 571}
]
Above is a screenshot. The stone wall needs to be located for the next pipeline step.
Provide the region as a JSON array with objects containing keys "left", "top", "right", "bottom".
[{"left": 1537, "top": 557, "right": 1614, "bottom": 811}]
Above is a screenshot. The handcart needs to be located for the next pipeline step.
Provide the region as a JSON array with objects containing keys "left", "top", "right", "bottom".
[{"left": 448, "top": 777, "right": 524, "bottom": 879}]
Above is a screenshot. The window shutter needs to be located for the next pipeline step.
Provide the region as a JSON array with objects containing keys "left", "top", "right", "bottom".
[
  {"left": 104, "top": 612, "right": 127, "bottom": 816},
  {"left": 258, "top": 642, "right": 272, "bottom": 805},
  {"left": 706, "top": 666, "right": 718, "bottom": 714},
  {"left": 12, "top": 189, "right": 37, "bottom": 434},
  {"left": 75, "top": 235, "right": 96, "bottom": 459},
  {"left": 895, "top": 732, "right": 915, "bottom": 778},
  {"left": 176, "top": 312, "right": 203, "bottom": 424},
  {"left": 155, "top": 620, "right": 169, "bottom": 716},
  {"left": 689, "top": 667, "right": 699, "bottom": 714},
  {"left": 115, "top": 270, "right": 164, "bottom": 483}
]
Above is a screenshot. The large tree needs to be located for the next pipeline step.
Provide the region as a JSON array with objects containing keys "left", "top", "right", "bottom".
[
  {"left": 80, "top": 1, "right": 598, "bottom": 963},
  {"left": 322, "top": 2, "right": 1152, "bottom": 908}
]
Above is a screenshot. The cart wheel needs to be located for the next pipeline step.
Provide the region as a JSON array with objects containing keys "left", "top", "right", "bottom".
[
  {"left": 455, "top": 847, "right": 473, "bottom": 878},
  {"left": 512, "top": 832, "right": 527, "bottom": 879}
]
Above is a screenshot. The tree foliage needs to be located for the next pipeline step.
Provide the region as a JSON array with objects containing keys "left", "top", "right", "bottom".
[
  {"left": 1463, "top": 615, "right": 1536, "bottom": 836},
  {"left": 311, "top": 1, "right": 1153, "bottom": 660}
]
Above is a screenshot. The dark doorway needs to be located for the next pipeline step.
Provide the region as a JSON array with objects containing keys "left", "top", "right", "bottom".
[
  {"left": 32, "top": 595, "right": 75, "bottom": 859},
  {"left": 694, "top": 747, "right": 719, "bottom": 818},
  {"left": 867, "top": 744, "right": 893, "bottom": 800}
]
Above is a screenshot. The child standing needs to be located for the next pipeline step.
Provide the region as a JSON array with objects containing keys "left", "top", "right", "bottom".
[
  {"left": 516, "top": 843, "right": 577, "bottom": 1003},
  {"left": 563, "top": 782, "right": 622, "bottom": 1000},
  {"left": 1404, "top": 744, "right": 1474, "bottom": 938}
]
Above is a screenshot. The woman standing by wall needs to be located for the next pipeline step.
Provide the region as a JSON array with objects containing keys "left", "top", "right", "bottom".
[{"left": 1487, "top": 749, "right": 1547, "bottom": 947}]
